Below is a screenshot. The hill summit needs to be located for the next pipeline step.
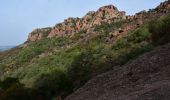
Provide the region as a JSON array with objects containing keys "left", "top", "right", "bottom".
[
  {"left": 28, "top": 5, "right": 126, "bottom": 41},
  {"left": 27, "top": 0, "right": 170, "bottom": 42}
]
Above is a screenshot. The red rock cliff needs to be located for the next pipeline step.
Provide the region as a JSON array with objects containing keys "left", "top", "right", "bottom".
[{"left": 27, "top": 5, "right": 126, "bottom": 42}]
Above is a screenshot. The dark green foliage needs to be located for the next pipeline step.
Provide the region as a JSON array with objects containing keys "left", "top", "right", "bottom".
[
  {"left": 0, "top": 77, "right": 19, "bottom": 90},
  {"left": 149, "top": 15, "right": 170, "bottom": 45},
  {"left": 127, "top": 27, "right": 150, "bottom": 43},
  {"left": 0, "top": 84, "right": 32, "bottom": 100},
  {"left": 0, "top": 74, "right": 72, "bottom": 100},
  {"left": 116, "top": 44, "right": 154, "bottom": 65},
  {"left": 112, "top": 26, "right": 153, "bottom": 65},
  {"left": 0, "top": 77, "right": 32, "bottom": 100},
  {"left": 0, "top": 64, "right": 5, "bottom": 75},
  {"left": 125, "top": 45, "right": 153, "bottom": 60},
  {"left": 32, "top": 70, "right": 72, "bottom": 99},
  {"left": 66, "top": 43, "right": 115, "bottom": 89},
  {"left": 67, "top": 50, "right": 94, "bottom": 89},
  {"left": 112, "top": 26, "right": 150, "bottom": 50}
]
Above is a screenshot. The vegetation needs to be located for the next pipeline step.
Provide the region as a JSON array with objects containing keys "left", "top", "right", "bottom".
[
  {"left": 1, "top": 14, "right": 170, "bottom": 100},
  {"left": 94, "top": 20, "right": 128, "bottom": 35},
  {"left": 149, "top": 14, "right": 170, "bottom": 45},
  {"left": 0, "top": 77, "right": 32, "bottom": 100}
]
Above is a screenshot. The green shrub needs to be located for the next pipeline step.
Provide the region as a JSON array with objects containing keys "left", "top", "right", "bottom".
[
  {"left": 149, "top": 15, "right": 170, "bottom": 45},
  {"left": 16, "top": 47, "right": 43, "bottom": 64},
  {"left": 0, "top": 64, "right": 5, "bottom": 75},
  {"left": 0, "top": 77, "right": 19, "bottom": 90},
  {"left": 32, "top": 70, "right": 72, "bottom": 100},
  {"left": 117, "top": 44, "right": 154, "bottom": 65},
  {"left": 0, "top": 77, "right": 33, "bottom": 100},
  {"left": 128, "top": 27, "right": 150, "bottom": 43},
  {"left": 67, "top": 50, "right": 94, "bottom": 89},
  {"left": 15, "top": 37, "right": 72, "bottom": 66},
  {"left": 111, "top": 26, "right": 153, "bottom": 65},
  {"left": 112, "top": 26, "right": 150, "bottom": 50},
  {"left": 0, "top": 84, "right": 32, "bottom": 100},
  {"left": 94, "top": 20, "right": 127, "bottom": 34}
]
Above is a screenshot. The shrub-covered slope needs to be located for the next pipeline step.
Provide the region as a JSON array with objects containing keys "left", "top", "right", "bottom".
[
  {"left": 0, "top": 1, "right": 170, "bottom": 100},
  {"left": 65, "top": 40, "right": 170, "bottom": 100}
]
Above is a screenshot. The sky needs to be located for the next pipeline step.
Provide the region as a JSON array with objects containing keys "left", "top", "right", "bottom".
[{"left": 0, "top": 0, "right": 165, "bottom": 46}]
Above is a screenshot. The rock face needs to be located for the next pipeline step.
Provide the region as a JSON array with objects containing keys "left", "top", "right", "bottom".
[
  {"left": 28, "top": 27, "right": 52, "bottom": 41},
  {"left": 156, "top": 0, "right": 170, "bottom": 13},
  {"left": 27, "top": 5, "right": 126, "bottom": 41},
  {"left": 27, "top": 0, "right": 170, "bottom": 42},
  {"left": 65, "top": 43, "right": 170, "bottom": 100}
]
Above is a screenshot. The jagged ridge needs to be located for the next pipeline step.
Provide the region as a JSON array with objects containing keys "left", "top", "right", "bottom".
[
  {"left": 27, "top": 0, "right": 170, "bottom": 42},
  {"left": 28, "top": 5, "right": 126, "bottom": 41}
]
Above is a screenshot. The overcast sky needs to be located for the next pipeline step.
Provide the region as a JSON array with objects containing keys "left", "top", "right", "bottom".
[{"left": 0, "top": 0, "right": 165, "bottom": 46}]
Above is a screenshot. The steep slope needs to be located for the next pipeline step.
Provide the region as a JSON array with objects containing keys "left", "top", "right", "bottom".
[
  {"left": 65, "top": 42, "right": 170, "bottom": 100},
  {"left": 0, "top": 5, "right": 130, "bottom": 86},
  {"left": 0, "top": 0, "right": 170, "bottom": 100}
]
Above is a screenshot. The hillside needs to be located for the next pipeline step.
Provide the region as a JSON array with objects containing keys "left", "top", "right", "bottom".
[
  {"left": 65, "top": 42, "right": 170, "bottom": 100},
  {"left": 0, "top": 0, "right": 170, "bottom": 100}
]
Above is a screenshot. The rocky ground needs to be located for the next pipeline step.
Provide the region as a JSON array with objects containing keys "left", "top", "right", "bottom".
[{"left": 65, "top": 43, "right": 170, "bottom": 100}]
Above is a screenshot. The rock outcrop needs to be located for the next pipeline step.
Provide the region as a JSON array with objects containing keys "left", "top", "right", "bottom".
[
  {"left": 28, "top": 27, "right": 52, "bottom": 41},
  {"left": 27, "top": 5, "right": 126, "bottom": 41},
  {"left": 27, "top": 0, "right": 170, "bottom": 42},
  {"left": 65, "top": 42, "right": 170, "bottom": 100},
  {"left": 156, "top": 0, "right": 170, "bottom": 13}
]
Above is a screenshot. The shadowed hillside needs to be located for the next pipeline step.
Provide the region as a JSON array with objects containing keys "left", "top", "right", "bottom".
[{"left": 65, "top": 42, "right": 170, "bottom": 100}]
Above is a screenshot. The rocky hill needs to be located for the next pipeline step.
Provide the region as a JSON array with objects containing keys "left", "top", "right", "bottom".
[
  {"left": 0, "top": 0, "right": 170, "bottom": 100},
  {"left": 27, "top": 0, "right": 170, "bottom": 42},
  {"left": 28, "top": 5, "right": 126, "bottom": 41},
  {"left": 65, "top": 42, "right": 170, "bottom": 100}
]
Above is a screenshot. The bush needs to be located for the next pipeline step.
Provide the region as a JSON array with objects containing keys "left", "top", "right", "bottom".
[
  {"left": 32, "top": 70, "right": 72, "bottom": 100},
  {"left": 0, "top": 77, "right": 32, "bottom": 100},
  {"left": 0, "top": 77, "right": 19, "bottom": 90},
  {"left": 67, "top": 50, "right": 94, "bottom": 89},
  {"left": 149, "top": 15, "right": 170, "bottom": 45},
  {"left": 111, "top": 26, "right": 153, "bottom": 65},
  {"left": 117, "top": 44, "right": 154, "bottom": 65},
  {"left": 112, "top": 26, "right": 150, "bottom": 50},
  {"left": 128, "top": 27, "right": 150, "bottom": 43},
  {"left": 0, "top": 84, "right": 32, "bottom": 100},
  {"left": 94, "top": 20, "right": 127, "bottom": 34},
  {"left": 16, "top": 47, "right": 43, "bottom": 64},
  {"left": 0, "top": 64, "right": 5, "bottom": 75}
]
